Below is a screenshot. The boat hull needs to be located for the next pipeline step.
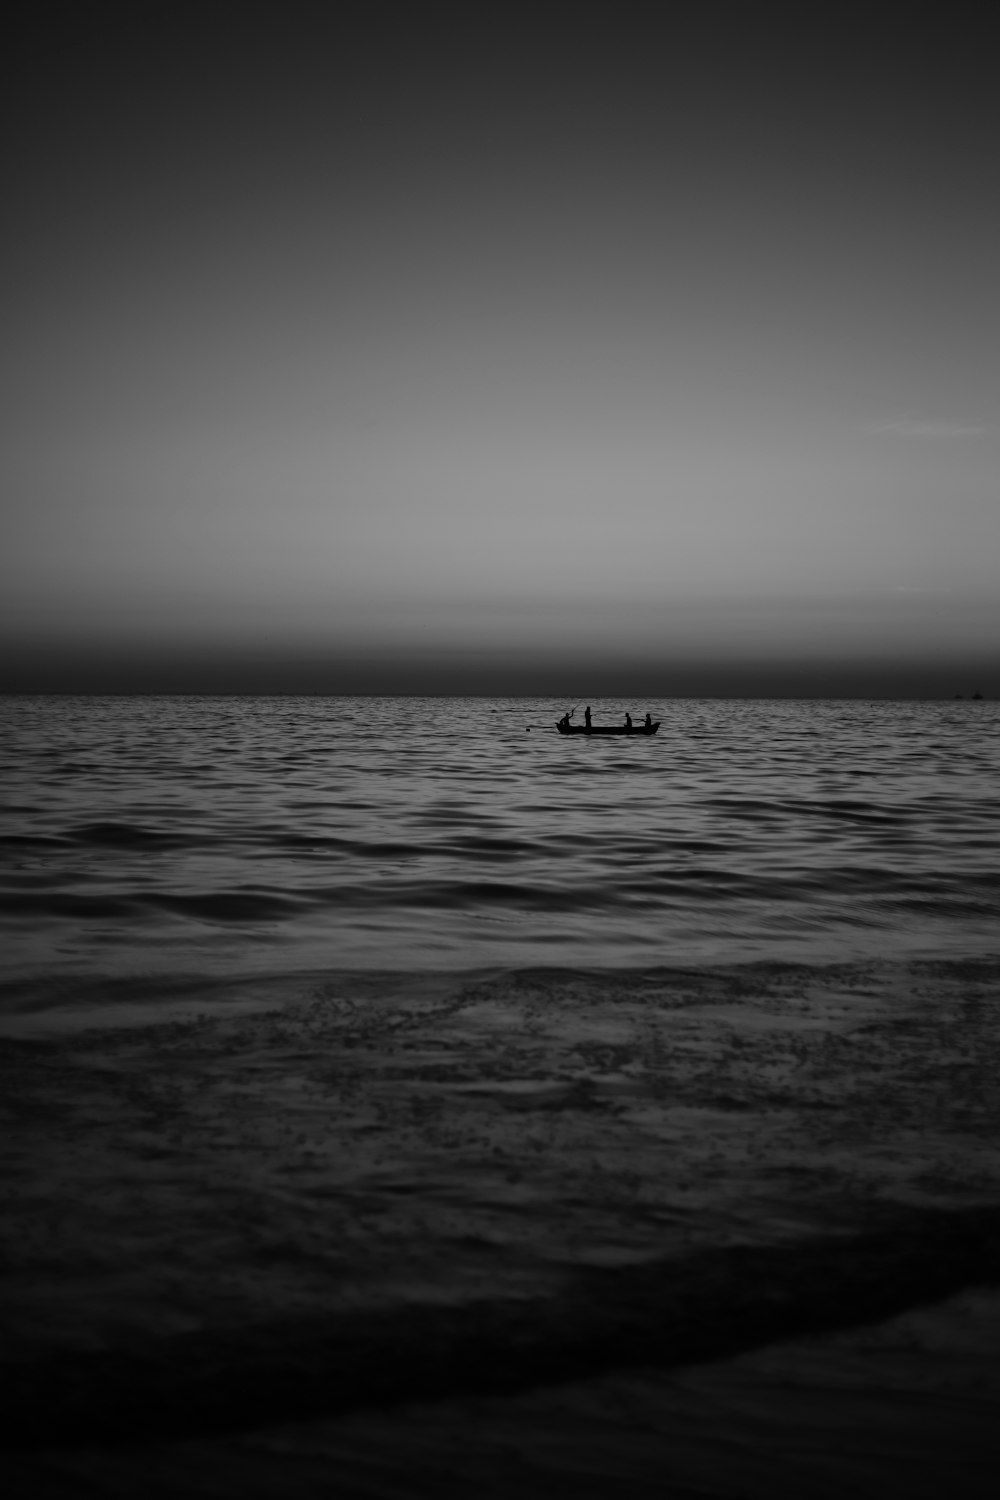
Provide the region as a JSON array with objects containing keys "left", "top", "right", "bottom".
[{"left": 556, "top": 722, "right": 660, "bottom": 736}]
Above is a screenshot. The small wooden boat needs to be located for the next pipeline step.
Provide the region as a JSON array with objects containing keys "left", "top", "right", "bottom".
[{"left": 556, "top": 720, "right": 660, "bottom": 736}]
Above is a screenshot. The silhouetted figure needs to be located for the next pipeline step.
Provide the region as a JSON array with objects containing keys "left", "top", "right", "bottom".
[
  {"left": 557, "top": 711, "right": 572, "bottom": 730},
  {"left": 625, "top": 712, "right": 632, "bottom": 730},
  {"left": 584, "top": 706, "right": 592, "bottom": 731},
  {"left": 644, "top": 712, "right": 652, "bottom": 729}
]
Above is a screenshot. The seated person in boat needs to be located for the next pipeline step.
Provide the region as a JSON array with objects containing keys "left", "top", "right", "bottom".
[{"left": 644, "top": 712, "right": 652, "bottom": 729}]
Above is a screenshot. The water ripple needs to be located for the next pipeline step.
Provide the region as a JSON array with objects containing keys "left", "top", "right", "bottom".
[{"left": 1, "top": 694, "right": 998, "bottom": 990}]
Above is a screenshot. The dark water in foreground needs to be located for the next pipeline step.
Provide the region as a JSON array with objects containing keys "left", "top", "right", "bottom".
[
  {"left": 4, "top": 697, "right": 1000, "bottom": 1494},
  {"left": 1, "top": 695, "right": 997, "bottom": 1013}
]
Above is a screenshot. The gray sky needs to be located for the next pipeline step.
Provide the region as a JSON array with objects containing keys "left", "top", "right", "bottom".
[{"left": 3, "top": 5, "right": 998, "bottom": 693}]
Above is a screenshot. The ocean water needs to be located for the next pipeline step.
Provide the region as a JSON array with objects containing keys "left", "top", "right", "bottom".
[
  {"left": 4, "top": 692, "right": 1000, "bottom": 1472},
  {"left": 1, "top": 694, "right": 998, "bottom": 1013}
]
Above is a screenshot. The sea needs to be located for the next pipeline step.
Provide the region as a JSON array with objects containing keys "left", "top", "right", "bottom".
[
  {"left": 1, "top": 694, "right": 997, "bottom": 1018},
  {"left": 4, "top": 693, "right": 1000, "bottom": 1479}
]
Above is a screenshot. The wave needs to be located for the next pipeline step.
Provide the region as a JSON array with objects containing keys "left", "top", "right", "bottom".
[
  {"left": 150, "top": 890, "right": 307, "bottom": 923},
  {"left": 2, "top": 695, "right": 998, "bottom": 977},
  {"left": 3, "top": 1203, "right": 999, "bottom": 1449},
  {"left": 3, "top": 863, "right": 999, "bottom": 927},
  {"left": 65, "top": 821, "right": 194, "bottom": 850}
]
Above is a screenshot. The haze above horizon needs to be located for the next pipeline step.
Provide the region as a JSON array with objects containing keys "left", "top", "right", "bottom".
[{"left": 3, "top": 5, "right": 997, "bottom": 696}]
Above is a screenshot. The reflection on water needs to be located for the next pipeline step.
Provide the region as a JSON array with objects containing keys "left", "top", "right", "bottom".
[{"left": 1, "top": 695, "right": 998, "bottom": 999}]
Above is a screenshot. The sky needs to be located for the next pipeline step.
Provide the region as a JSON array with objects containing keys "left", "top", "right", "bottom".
[{"left": 2, "top": 4, "right": 998, "bottom": 694}]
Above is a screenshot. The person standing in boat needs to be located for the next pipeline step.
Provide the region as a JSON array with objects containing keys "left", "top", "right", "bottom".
[
  {"left": 584, "top": 706, "right": 592, "bottom": 731},
  {"left": 624, "top": 712, "right": 632, "bottom": 731}
]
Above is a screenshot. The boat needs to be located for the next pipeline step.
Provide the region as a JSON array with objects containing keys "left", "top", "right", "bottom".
[{"left": 556, "top": 720, "right": 660, "bottom": 736}]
